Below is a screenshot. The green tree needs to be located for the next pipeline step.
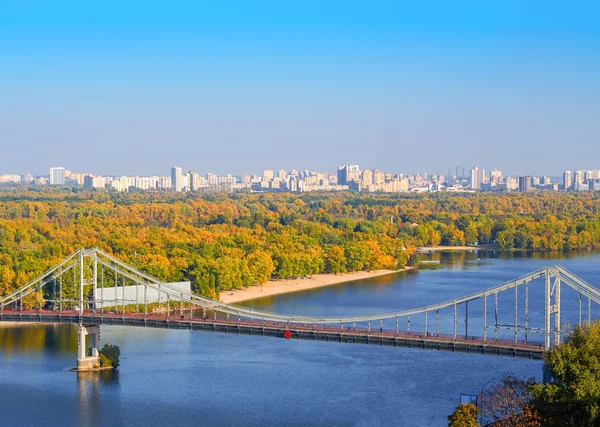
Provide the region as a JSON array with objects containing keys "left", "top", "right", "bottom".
[
  {"left": 465, "top": 223, "right": 479, "bottom": 245},
  {"left": 325, "top": 245, "right": 346, "bottom": 274},
  {"left": 244, "top": 250, "right": 275, "bottom": 284},
  {"left": 448, "top": 403, "right": 478, "bottom": 427},
  {"left": 443, "top": 223, "right": 466, "bottom": 246},
  {"left": 99, "top": 343, "right": 121, "bottom": 368},
  {"left": 531, "top": 321, "right": 600, "bottom": 426}
]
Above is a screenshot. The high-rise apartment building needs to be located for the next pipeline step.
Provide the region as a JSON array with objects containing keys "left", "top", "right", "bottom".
[
  {"left": 49, "top": 167, "right": 66, "bottom": 185},
  {"left": 373, "top": 169, "right": 385, "bottom": 185},
  {"left": 519, "top": 176, "right": 531, "bottom": 192},
  {"left": 263, "top": 169, "right": 274, "bottom": 181},
  {"left": 361, "top": 169, "right": 373, "bottom": 188},
  {"left": 563, "top": 170, "right": 572, "bottom": 190},
  {"left": 490, "top": 169, "right": 502, "bottom": 180},
  {"left": 585, "top": 170, "right": 594, "bottom": 181},
  {"left": 337, "top": 165, "right": 360, "bottom": 185},
  {"left": 575, "top": 170, "right": 585, "bottom": 186},
  {"left": 171, "top": 166, "right": 183, "bottom": 192},
  {"left": 470, "top": 166, "right": 485, "bottom": 190}
]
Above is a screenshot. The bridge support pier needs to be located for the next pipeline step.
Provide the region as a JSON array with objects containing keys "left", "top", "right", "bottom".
[{"left": 76, "top": 324, "right": 100, "bottom": 370}]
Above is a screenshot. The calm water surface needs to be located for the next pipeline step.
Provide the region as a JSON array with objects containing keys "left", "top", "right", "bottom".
[{"left": 1, "top": 250, "right": 599, "bottom": 427}]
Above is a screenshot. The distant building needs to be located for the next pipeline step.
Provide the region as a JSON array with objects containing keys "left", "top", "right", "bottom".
[
  {"left": 171, "top": 166, "right": 183, "bottom": 192},
  {"left": 373, "top": 169, "right": 385, "bottom": 185},
  {"left": 49, "top": 167, "right": 66, "bottom": 185},
  {"left": 0, "top": 174, "right": 21, "bottom": 184},
  {"left": 519, "top": 176, "right": 531, "bottom": 192},
  {"left": 563, "top": 170, "right": 572, "bottom": 190},
  {"left": 337, "top": 164, "right": 360, "bottom": 185},
  {"left": 263, "top": 169, "right": 274, "bottom": 181},
  {"left": 361, "top": 169, "right": 373, "bottom": 188},
  {"left": 470, "top": 166, "right": 485, "bottom": 190}
]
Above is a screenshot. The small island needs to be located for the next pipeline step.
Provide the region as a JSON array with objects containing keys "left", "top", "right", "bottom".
[{"left": 71, "top": 344, "right": 120, "bottom": 373}]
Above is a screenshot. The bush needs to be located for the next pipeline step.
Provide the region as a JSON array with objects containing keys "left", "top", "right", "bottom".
[
  {"left": 99, "top": 353, "right": 111, "bottom": 368},
  {"left": 99, "top": 343, "right": 120, "bottom": 368}
]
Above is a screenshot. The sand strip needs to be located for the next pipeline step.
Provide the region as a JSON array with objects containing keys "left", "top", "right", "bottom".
[
  {"left": 219, "top": 267, "right": 415, "bottom": 304},
  {"left": 417, "top": 244, "right": 497, "bottom": 252}
]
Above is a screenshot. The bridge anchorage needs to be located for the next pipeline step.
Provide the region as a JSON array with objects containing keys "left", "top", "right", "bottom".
[{"left": 1, "top": 248, "right": 599, "bottom": 366}]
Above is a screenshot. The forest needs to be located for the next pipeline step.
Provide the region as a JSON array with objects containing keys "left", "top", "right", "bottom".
[{"left": 1, "top": 187, "right": 599, "bottom": 298}]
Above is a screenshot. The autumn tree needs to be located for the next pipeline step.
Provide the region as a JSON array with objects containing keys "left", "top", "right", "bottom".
[
  {"left": 447, "top": 403, "right": 478, "bottom": 427},
  {"left": 531, "top": 320, "right": 600, "bottom": 426},
  {"left": 480, "top": 374, "right": 542, "bottom": 427}
]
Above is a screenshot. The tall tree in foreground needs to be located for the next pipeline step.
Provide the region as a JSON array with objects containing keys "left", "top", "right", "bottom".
[
  {"left": 531, "top": 321, "right": 600, "bottom": 426},
  {"left": 480, "top": 374, "right": 542, "bottom": 426}
]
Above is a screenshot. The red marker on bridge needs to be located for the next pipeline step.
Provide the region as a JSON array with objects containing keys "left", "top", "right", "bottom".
[{"left": 283, "top": 330, "right": 292, "bottom": 340}]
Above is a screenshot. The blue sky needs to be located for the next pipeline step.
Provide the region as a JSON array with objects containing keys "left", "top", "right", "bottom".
[{"left": 1, "top": 1, "right": 599, "bottom": 176}]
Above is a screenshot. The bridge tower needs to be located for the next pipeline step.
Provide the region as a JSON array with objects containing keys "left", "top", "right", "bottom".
[
  {"left": 545, "top": 268, "right": 561, "bottom": 351},
  {"left": 77, "top": 324, "right": 100, "bottom": 370},
  {"left": 77, "top": 249, "right": 101, "bottom": 370}
]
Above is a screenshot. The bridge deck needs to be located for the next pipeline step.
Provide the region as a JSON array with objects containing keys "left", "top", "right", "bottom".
[{"left": 0, "top": 309, "right": 545, "bottom": 359}]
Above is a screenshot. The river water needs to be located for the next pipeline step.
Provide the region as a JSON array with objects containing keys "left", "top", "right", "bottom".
[{"left": 1, "top": 250, "right": 598, "bottom": 426}]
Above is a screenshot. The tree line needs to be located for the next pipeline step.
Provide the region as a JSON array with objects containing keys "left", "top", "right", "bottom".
[{"left": 1, "top": 188, "right": 600, "bottom": 298}]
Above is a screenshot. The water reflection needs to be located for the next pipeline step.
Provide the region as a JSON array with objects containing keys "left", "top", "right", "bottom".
[
  {"left": 414, "top": 248, "right": 600, "bottom": 269},
  {"left": 0, "top": 324, "right": 77, "bottom": 357},
  {"left": 77, "top": 370, "right": 120, "bottom": 427}
]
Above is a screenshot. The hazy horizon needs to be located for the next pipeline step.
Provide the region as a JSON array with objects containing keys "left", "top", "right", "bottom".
[{"left": 2, "top": 1, "right": 599, "bottom": 177}]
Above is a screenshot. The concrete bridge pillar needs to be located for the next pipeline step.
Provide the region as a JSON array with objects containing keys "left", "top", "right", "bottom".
[{"left": 77, "top": 324, "right": 100, "bottom": 370}]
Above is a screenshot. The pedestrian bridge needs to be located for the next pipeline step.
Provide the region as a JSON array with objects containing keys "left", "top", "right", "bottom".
[{"left": 1, "top": 248, "right": 598, "bottom": 366}]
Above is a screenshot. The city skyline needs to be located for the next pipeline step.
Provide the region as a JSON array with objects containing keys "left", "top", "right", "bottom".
[
  {"left": 4, "top": 163, "right": 600, "bottom": 194},
  {"left": 0, "top": 162, "right": 589, "bottom": 179}
]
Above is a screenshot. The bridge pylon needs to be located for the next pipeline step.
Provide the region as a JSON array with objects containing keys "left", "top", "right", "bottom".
[{"left": 77, "top": 324, "right": 100, "bottom": 370}]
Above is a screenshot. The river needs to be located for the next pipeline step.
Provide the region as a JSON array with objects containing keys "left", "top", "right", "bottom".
[{"left": 0, "top": 250, "right": 598, "bottom": 426}]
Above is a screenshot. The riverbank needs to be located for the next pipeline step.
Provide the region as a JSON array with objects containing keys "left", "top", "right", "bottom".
[
  {"left": 219, "top": 267, "right": 415, "bottom": 304},
  {"left": 417, "top": 244, "right": 497, "bottom": 253},
  {"left": 69, "top": 366, "right": 116, "bottom": 373}
]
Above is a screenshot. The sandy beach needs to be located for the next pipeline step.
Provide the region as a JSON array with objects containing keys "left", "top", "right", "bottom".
[
  {"left": 417, "top": 244, "right": 497, "bottom": 252},
  {"left": 219, "top": 267, "right": 415, "bottom": 304}
]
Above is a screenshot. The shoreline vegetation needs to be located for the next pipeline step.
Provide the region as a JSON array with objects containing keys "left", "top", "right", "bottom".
[
  {"left": 220, "top": 266, "right": 415, "bottom": 304},
  {"left": 2, "top": 189, "right": 600, "bottom": 303}
]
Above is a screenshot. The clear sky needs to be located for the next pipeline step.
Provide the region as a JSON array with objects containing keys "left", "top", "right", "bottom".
[{"left": 1, "top": 1, "right": 599, "bottom": 176}]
